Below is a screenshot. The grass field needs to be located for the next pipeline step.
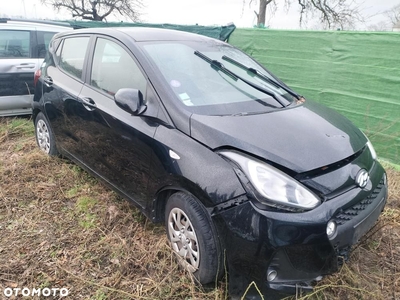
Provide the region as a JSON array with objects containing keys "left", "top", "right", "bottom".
[{"left": 0, "top": 117, "right": 399, "bottom": 299}]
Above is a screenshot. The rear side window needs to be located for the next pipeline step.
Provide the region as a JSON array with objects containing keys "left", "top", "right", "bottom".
[
  {"left": 90, "top": 38, "right": 147, "bottom": 96},
  {"left": 59, "top": 37, "right": 89, "bottom": 79},
  {"left": 36, "top": 31, "right": 58, "bottom": 58},
  {"left": 0, "top": 30, "right": 30, "bottom": 58}
]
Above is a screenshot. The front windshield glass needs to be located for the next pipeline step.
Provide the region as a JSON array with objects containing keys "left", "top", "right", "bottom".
[{"left": 140, "top": 40, "right": 295, "bottom": 115}]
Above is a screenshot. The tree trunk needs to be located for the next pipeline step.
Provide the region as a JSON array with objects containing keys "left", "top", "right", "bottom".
[
  {"left": 257, "top": 0, "right": 267, "bottom": 27},
  {"left": 89, "top": 6, "right": 102, "bottom": 20},
  {"left": 93, "top": 14, "right": 102, "bottom": 21}
]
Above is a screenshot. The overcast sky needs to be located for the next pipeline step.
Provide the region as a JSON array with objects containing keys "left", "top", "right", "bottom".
[{"left": 0, "top": 0, "right": 397, "bottom": 29}]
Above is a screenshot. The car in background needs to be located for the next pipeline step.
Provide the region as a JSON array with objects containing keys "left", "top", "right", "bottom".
[
  {"left": 0, "top": 18, "right": 71, "bottom": 116},
  {"left": 32, "top": 27, "right": 388, "bottom": 299}
]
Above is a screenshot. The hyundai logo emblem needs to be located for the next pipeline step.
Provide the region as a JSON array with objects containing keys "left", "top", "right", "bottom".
[{"left": 356, "top": 169, "right": 369, "bottom": 188}]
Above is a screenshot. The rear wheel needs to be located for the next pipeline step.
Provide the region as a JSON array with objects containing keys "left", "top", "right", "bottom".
[
  {"left": 35, "top": 112, "right": 58, "bottom": 156},
  {"left": 165, "top": 192, "right": 222, "bottom": 284}
]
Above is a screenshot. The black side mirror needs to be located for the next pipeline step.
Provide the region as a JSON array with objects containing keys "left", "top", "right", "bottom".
[{"left": 114, "top": 88, "right": 146, "bottom": 115}]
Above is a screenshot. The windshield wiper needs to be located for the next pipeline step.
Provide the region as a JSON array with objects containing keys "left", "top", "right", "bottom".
[
  {"left": 194, "top": 51, "right": 288, "bottom": 107},
  {"left": 221, "top": 55, "right": 301, "bottom": 100}
]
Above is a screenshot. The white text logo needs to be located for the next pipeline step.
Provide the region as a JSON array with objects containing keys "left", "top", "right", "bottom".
[{"left": 3, "top": 287, "right": 69, "bottom": 297}]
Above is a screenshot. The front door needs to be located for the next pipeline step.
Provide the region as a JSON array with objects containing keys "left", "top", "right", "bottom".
[{"left": 75, "top": 37, "right": 155, "bottom": 208}]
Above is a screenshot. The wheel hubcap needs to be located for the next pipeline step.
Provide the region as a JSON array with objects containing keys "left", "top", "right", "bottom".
[
  {"left": 36, "top": 119, "right": 51, "bottom": 154},
  {"left": 168, "top": 208, "right": 199, "bottom": 272}
]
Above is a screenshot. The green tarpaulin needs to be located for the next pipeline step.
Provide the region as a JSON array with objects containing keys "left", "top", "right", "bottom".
[{"left": 229, "top": 29, "right": 400, "bottom": 165}]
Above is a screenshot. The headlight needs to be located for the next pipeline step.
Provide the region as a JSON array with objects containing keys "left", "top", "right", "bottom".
[{"left": 220, "top": 151, "right": 320, "bottom": 210}]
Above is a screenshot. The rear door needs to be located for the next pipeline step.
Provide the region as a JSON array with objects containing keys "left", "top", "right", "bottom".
[
  {"left": 42, "top": 35, "right": 91, "bottom": 158},
  {"left": 0, "top": 28, "right": 38, "bottom": 115}
]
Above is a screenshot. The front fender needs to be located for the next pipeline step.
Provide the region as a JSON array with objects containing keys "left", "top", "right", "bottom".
[{"left": 149, "top": 125, "right": 246, "bottom": 209}]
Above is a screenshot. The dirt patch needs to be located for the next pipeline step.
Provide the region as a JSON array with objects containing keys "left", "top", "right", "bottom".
[{"left": 0, "top": 117, "right": 399, "bottom": 299}]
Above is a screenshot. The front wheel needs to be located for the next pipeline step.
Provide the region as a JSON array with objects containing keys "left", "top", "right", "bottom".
[
  {"left": 35, "top": 112, "right": 58, "bottom": 156},
  {"left": 165, "top": 192, "right": 223, "bottom": 284}
]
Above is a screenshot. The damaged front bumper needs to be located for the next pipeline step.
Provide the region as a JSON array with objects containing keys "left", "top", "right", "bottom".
[{"left": 212, "top": 164, "right": 388, "bottom": 299}]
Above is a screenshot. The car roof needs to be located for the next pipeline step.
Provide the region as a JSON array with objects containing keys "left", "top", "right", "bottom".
[
  {"left": 56, "top": 27, "right": 217, "bottom": 42},
  {"left": 116, "top": 27, "right": 215, "bottom": 42},
  {"left": 0, "top": 18, "right": 72, "bottom": 32}
]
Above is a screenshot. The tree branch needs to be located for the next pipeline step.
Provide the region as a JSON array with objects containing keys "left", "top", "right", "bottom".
[
  {"left": 41, "top": 0, "right": 142, "bottom": 21},
  {"left": 291, "top": 0, "right": 362, "bottom": 29}
]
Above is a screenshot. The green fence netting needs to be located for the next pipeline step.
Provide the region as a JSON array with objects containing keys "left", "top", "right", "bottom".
[
  {"left": 229, "top": 29, "right": 400, "bottom": 165},
  {"left": 61, "top": 20, "right": 236, "bottom": 41}
]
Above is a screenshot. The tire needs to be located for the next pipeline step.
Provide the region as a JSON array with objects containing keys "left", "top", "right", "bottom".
[
  {"left": 165, "top": 192, "right": 223, "bottom": 284},
  {"left": 35, "top": 112, "right": 58, "bottom": 156}
]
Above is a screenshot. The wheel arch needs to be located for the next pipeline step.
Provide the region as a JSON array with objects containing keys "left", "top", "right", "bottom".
[
  {"left": 32, "top": 108, "right": 41, "bottom": 123},
  {"left": 151, "top": 181, "right": 214, "bottom": 224}
]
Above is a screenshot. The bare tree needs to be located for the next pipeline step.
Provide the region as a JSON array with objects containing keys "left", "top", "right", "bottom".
[
  {"left": 367, "top": 21, "right": 390, "bottom": 32},
  {"left": 385, "top": 4, "right": 400, "bottom": 26},
  {"left": 41, "top": 0, "right": 143, "bottom": 21},
  {"left": 247, "top": 0, "right": 362, "bottom": 29}
]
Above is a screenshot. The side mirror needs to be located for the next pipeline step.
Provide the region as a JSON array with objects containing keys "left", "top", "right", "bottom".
[{"left": 114, "top": 88, "right": 146, "bottom": 115}]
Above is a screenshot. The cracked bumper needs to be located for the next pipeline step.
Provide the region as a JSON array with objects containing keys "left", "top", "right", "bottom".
[{"left": 213, "top": 165, "right": 388, "bottom": 299}]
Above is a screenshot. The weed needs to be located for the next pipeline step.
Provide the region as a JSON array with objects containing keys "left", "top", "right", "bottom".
[
  {"left": 67, "top": 186, "right": 80, "bottom": 198},
  {"left": 92, "top": 290, "right": 107, "bottom": 300},
  {"left": 79, "top": 213, "right": 97, "bottom": 229},
  {"left": 0, "top": 117, "right": 33, "bottom": 140},
  {"left": 76, "top": 196, "right": 98, "bottom": 212},
  {"left": 131, "top": 207, "right": 146, "bottom": 224}
]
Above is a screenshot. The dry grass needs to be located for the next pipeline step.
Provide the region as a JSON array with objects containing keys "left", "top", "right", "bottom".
[{"left": 0, "top": 117, "right": 399, "bottom": 300}]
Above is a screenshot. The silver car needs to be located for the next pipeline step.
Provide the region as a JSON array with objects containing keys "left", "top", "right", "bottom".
[{"left": 0, "top": 19, "right": 71, "bottom": 116}]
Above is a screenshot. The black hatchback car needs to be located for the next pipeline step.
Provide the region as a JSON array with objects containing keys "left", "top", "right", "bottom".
[{"left": 33, "top": 27, "right": 388, "bottom": 298}]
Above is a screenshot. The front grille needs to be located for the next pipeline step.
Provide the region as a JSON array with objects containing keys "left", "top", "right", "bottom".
[{"left": 333, "top": 176, "right": 385, "bottom": 225}]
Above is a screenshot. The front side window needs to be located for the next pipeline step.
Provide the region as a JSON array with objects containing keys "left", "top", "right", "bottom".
[
  {"left": 90, "top": 38, "right": 147, "bottom": 96},
  {"left": 140, "top": 41, "right": 295, "bottom": 116},
  {"left": 59, "top": 37, "right": 89, "bottom": 79},
  {"left": 0, "top": 30, "right": 30, "bottom": 58}
]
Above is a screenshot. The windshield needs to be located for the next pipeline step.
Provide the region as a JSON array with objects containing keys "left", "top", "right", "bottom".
[{"left": 140, "top": 40, "right": 296, "bottom": 115}]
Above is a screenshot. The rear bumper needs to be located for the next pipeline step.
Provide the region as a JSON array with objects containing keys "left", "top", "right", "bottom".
[{"left": 214, "top": 163, "right": 387, "bottom": 299}]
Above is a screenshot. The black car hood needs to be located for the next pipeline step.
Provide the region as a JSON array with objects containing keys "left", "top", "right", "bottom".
[{"left": 190, "top": 101, "right": 367, "bottom": 173}]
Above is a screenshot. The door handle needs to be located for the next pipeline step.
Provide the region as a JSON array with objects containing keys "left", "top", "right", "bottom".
[
  {"left": 44, "top": 76, "right": 53, "bottom": 87},
  {"left": 81, "top": 97, "right": 97, "bottom": 111},
  {"left": 16, "top": 63, "right": 35, "bottom": 69}
]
